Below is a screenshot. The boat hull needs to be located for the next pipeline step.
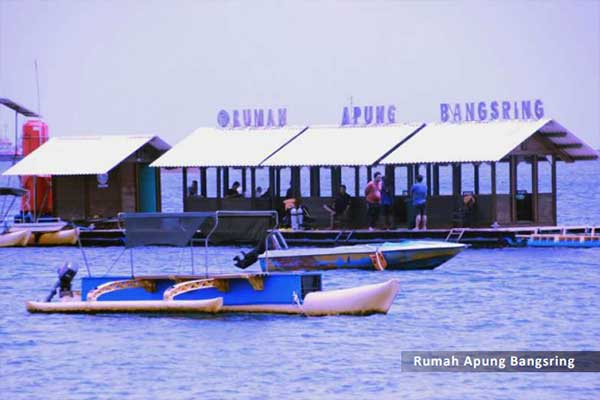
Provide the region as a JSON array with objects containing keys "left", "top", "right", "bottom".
[
  {"left": 37, "top": 228, "right": 79, "bottom": 246},
  {"left": 524, "top": 234, "right": 600, "bottom": 248},
  {"left": 27, "top": 298, "right": 223, "bottom": 314},
  {"left": 259, "top": 241, "right": 466, "bottom": 271},
  {"left": 3, "top": 227, "right": 79, "bottom": 246},
  {"left": 0, "top": 230, "right": 32, "bottom": 247},
  {"left": 26, "top": 274, "right": 399, "bottom": 316},
  {"left": 9, "top": 221, "right": 67, "bottom": 233}
]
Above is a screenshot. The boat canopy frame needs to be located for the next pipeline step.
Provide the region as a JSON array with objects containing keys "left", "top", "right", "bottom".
[
  {"left": 1, "top": 187, "right": 27, "bottom": 224},
  {"left": 94, "top": 211, "right": 281, "bottom": 278}
]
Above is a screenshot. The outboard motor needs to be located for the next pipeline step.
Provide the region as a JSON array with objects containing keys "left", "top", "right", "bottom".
[
  {"left": 234, "top": 230, "right": 278, "bottom": 269},
  {"left": 233, "top": 239, "right": 266, "bottom": 269},
  {"left": 45, "top": 262, "right": 79, "bottom": 302},
  {"left": 233, "top": 231, "right": 288, "bottom": 269}
]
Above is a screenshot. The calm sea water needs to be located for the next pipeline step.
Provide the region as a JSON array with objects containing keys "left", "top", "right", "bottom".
[{"left": 1, "top": 160, "right": 599, "bottom": 399}]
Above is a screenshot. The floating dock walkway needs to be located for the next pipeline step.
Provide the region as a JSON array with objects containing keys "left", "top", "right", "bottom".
[{"left": 79, "top": 225, "right": 600, "bottom": 248}]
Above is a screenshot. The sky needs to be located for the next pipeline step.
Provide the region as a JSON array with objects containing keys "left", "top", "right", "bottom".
[{"left": 0, "top": 0, "right": 599, "bottom": 147}]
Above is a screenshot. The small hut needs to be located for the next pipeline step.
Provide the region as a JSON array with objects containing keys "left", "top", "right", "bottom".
[{"left": 3, "top": 135, "right": 170, "bottom": 221}]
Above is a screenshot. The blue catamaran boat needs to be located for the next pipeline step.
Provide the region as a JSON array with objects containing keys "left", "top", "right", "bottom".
[{"left": 27, "top": 212, "right": 400, "bottom": 316}]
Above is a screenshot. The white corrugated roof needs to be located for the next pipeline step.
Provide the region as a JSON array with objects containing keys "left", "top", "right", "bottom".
[
  {"left": 536, "top": 120, "right": 599, "bottom": 160},
  {"left": 261, "top": 124, "right": 423, "bottom": 166},
  {"left": 380, "top": 119, "right": 599, "bottom": 164},
  {"left": 151, "top": 127, "right": 307, "bottom": 167},
  {"left": 3, "top": 135, "right": 170, "bottom": 176}
]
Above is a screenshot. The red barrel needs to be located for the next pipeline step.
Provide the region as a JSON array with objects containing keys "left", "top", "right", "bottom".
[
  {"left": 22, "top": 119, "right": 49, "bottom": 156},
  {"left": 21, "top": 120, "right": 53, "bottom": 215}
]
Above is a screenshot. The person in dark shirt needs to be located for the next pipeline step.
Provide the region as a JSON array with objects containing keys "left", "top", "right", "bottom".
[
  {"left": 411, "top": 174, "right": 428, "bottom": 230},
  {"left": 323, "top": 184, "right": 352, "bottom": 229},
  {"left": 225, "top": 181, "right": 242, "bottom": 198},
  {"left": 188, "top": 180, "right": 198, "bottom": 196},
  {"left": 381, "top": 176, "right": 394, "bottom": 229}
]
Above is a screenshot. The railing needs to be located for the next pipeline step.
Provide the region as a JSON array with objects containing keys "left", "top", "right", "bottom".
[{"left": 262, "top": 229, "right": 289, "bottom": 270}]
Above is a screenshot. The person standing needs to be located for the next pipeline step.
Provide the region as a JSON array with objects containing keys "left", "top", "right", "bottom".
[
  {"left": 188, "top": 180, "right": 199, "bottom": 196},
  {"left": 365, "top": 172, "right": 382, "bottom": 231},
  {"left": 381, "top": 176, "right": 394, "bottom": 229},
  {"left": 411, "top": 174, "right": 428, "bottom": 230}
]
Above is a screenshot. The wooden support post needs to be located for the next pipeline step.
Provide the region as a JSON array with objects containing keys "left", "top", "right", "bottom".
[
  {"left": 452, "top": 163, "right": 462, "bottom": 198},
  {"left": 474, "top": 163, "right": 480, "bottom": 195},
  {"left": 407, "top": 165, "right": 414, "bottom": 191},
  {"left": 367, "top": 166, "right": 373, "bottom": 182},
  {"left": 223, "top": 167, "right": 229, "bottom": 195},
  {"left": 156, "top": 168, "right": 162, "bottom": 212},
  {"left": 491, "top": 162, "right": 497, "bottom": 223},
  {"left": 330, "top": 166, "right": 336, "bottom": 196},
  {"left": 531, "top": 155, "right": 539, "bottom": 222},
  {"left": 509, "top": 156, "right": 517, "bottom": 222},
  {"left": 354, "top": 166, "right": 360, "bottom": 197},
  {"left": 275, "top": 168, "right": 281, "bottom": 197},
  {"left": 426, "top": 164, "right": 432, "bottom": 196},
  {"left": 200, "top": 167, "right": 207, "bottom": 197},
  {"left": 433, "top": 164, "right": 440, "bottom": 195},
  {"left": 385, "top": 165, "right": 395, "bottom": 195},
  {"left": 241, "top": 168, "right": 247, "bottom": 194},
  {"left": 310, "top": 167, "right": 320, "bottom": 197},
  {"left": 250, "top": 167, "right": 256, "bottom": 198},
  {"left": 291, "top": 166, "right": 301, "bottom": 198},
  {"left": 216, "top": 167, "right": 222, "bottom": 198},
  {"left": 331, "top": 166, "right": 341, "bottom": 196},
  {"left": 182, "top": 167, "right": 188, "bottom": 211},
  {"left": 551, "top": 155, "right": 557, "bottom": 225}
]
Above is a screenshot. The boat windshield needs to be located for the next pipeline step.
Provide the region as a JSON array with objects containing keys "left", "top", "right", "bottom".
[{"left": 120, "top": 212, "right": 213, "bottom": 248}]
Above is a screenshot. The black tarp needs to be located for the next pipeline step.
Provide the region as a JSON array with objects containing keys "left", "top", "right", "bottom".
[
  {"left": 120, "top": 211, "right": 278, "bottom": 248},
  {"left": 121, "top": 212, "right": 213, "bottom": 248}
]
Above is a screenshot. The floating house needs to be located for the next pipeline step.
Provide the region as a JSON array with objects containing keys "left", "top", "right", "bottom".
[
  {"left": 3, "top": 135, "right": 170, "bottom": 221},
  {"left": 152, "top": 119, "right": 597, "bottom": 229}
]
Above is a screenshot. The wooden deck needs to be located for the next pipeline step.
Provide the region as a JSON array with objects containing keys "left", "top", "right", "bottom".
[{"left": 78, "top": 225, "right": 600, "bottom": 248}]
